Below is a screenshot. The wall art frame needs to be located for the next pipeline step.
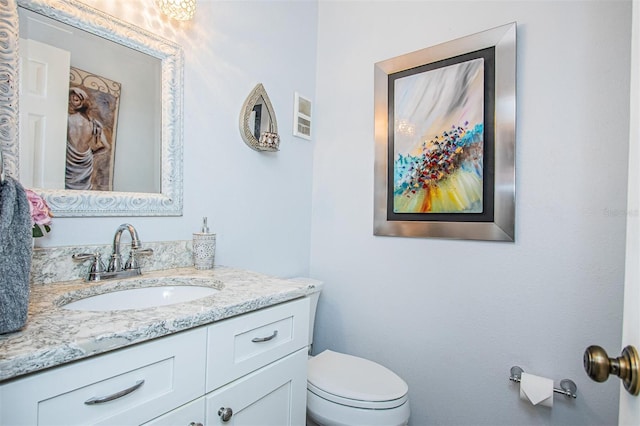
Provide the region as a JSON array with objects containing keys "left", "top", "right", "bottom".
[
  {"left": 373, "top": 22, "right": 516, "bottom": 241},
  {"left": 293, "top": 91, "right": 312, "bottom": 140}
]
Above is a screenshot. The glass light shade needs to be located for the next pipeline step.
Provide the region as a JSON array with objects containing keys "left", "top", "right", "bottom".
[{"left": 156, "top": 0, "right": 196, "bottom": 21}]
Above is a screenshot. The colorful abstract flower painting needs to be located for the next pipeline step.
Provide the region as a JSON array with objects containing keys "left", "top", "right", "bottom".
[{"left": 393, "top": 57, "right": 484, "bottom": 214}]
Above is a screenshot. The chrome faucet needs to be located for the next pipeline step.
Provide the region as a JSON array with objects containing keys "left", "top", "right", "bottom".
[
  {"left": 108, "top": 223, "right": 141, "bottom": 272},
  {"left": 72, "top": 223, "right": 153, "bottom": 281}
]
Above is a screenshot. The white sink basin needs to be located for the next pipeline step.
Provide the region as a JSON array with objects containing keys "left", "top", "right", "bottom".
[{"left": 63, "top": 285, "right": 220, "bottom": 311}]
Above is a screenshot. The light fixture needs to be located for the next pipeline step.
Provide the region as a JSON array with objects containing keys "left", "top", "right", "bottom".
[{"left": 156, "top": 0, "right": 197, "bottom": 21}]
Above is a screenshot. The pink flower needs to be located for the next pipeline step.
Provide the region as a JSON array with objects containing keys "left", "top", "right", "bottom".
[{"left": 25, "top": 189, "right": 52, "bottom": 237}]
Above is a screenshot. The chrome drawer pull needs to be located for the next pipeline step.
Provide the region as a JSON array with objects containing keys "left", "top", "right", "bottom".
[
  {"left": 251, "top": 330, "right": 278, "bottom": 343},
  {"left": 84, "top": 379, "right": 145, "bottom": 405}
]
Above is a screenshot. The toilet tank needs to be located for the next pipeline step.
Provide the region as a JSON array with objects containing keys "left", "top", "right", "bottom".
[{"left": 289, "top": 278, "right": 324, "bottom": 350}]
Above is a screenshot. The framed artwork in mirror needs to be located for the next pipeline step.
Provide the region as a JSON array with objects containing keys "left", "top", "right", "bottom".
[
  {"left": 67, "top": 67, "right": 121, "bottom": 192},
  {"left": 374, "top": 22, "right": 516, "bottom": 241}
]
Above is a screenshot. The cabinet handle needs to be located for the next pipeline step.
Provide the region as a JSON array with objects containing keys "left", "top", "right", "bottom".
[
  {"left": 218, "top": 407, "right": 233, "bottom": 422},
  {"left": 251, "top": 330, "right": 278, "bottom": 343},
  {"left": 189, "top": 423, "right": 204, "bottom": 426},
  {"left": 84, "top": 379, "right": 145, "bottom": 405}
]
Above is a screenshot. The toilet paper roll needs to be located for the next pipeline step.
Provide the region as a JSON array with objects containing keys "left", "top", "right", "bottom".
[{"left": 519, "top": 372, "right": 554, "bottom": 408}]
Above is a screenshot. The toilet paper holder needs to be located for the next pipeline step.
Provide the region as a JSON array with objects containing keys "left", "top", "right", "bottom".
[{"left": 509, "top": 366, "right": 577, "bottom": 399}]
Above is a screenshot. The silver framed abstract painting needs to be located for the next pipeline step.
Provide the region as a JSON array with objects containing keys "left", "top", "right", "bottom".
[{"left": 374, "top": 22, "right": 516, "bottom": 241}]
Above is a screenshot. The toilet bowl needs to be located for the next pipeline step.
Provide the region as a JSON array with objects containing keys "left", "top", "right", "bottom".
[
  {"left": 307, "top": 350, "right": 410, "bottom": 426},
  {"left": 293, "top": 278, "right": 410, "bottom": 426}
]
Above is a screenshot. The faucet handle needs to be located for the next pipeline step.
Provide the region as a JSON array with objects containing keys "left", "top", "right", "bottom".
[
  {"left": 135, "top": 248, "right": 154, "bottom": 256},
  {"left": 125, "top": 247, "right": 153, "bottom": 270},
  {"left": 72, "top": 252, "right": 106, "bottom": 281},
  {"left": 72, "top": 252, "right": 104, "bottom": 267},
  {"left": 89, "top": 252, "right": 106, "bottom": 274},
  {"left": 108, "top": 253, "right": 123, "bottom": 272}
]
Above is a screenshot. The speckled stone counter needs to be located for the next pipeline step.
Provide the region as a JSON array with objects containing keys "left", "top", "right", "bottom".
[{"left": 0, "top": 265, "right": 320, "bottom": 383}]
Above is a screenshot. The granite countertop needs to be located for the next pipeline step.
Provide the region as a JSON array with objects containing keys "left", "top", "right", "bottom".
[{"left": 0, "top": 266, "right": 320, "bottom": 383}]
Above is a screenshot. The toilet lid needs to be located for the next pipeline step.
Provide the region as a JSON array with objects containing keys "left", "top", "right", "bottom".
[{"left": 307, "top": 350, "right": 408, "bottom": 404}]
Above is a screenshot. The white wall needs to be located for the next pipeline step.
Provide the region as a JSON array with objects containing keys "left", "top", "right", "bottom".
[
  {"left": 310, "top": 1, "right": 631, "bottom": 425},
  {"left": 620, "top": 2, "right": 640, "bottom": 424},
  {"left": 37, "top": 0, "right": 318, "bottom": 279}
]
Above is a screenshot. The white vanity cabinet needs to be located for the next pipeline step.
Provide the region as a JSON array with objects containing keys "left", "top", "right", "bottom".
[
  {"left": 0, "top": 297, "right": 310, "bottom": 426},
  {"left": 0, "top": 327, "right": 208, "bottom": 425}
]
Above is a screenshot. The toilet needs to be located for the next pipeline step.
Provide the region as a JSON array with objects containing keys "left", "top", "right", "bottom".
[{"left": 303, "top": 280, "right": 410, "bottom": 426}]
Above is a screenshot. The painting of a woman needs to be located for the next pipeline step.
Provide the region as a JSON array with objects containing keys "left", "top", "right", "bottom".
[
  {"left": 65, "top": 67, "right": 121, "bottom": 191},
  {"left": 65, "top": 86, "right": 109, "bottom": 190}
]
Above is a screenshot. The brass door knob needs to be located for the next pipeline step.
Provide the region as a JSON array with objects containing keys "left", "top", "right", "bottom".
[{"left": 583, "top": 345, "right": 640, "bottom": 395}]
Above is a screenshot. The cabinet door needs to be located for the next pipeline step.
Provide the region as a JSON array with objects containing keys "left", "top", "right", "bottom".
[
  {"left": 205, "top": 348, "right": 307, "bottom": 426},
  {"left": 142, "top": 397, "right": 205, "bottom": 426}
]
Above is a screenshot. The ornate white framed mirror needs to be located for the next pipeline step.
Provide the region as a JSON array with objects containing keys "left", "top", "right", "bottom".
[{"left": 0, "top": 0, "right": 184, "bottom": 217}]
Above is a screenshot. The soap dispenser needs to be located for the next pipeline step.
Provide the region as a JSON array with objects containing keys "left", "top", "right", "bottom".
[{"left": 193, "top": 217, "right": 216, "bottom": 270}]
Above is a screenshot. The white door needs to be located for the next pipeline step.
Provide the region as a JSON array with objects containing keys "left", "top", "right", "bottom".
[
  {"left": 19, "top": 38, "right": 69, "bottom": 189},
  {"left": 619, "top": 1, "right": 640, "bottom": 424}
]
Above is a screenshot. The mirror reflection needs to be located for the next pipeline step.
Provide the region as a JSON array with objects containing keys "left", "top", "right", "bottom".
[
  {"left": 249, "top": 97, "right": 272, "bottom": 140},
  {"left": 240, "top": 83, "right": 280, "bottom": 152},
  {"left": 18, "top": 7, "right": 161, "bottom": 193},
  {"left": 2, "top": 0, "right": 184, "bottom": 217}
]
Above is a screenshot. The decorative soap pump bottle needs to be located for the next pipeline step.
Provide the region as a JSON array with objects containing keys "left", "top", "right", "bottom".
[{"left": 193, "top": 217, "right": 216, "bottom": 270}]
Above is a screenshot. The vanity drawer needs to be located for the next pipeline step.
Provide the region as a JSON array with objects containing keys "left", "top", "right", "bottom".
[
  {"left": 206, "top": 297, "right": 310, "bottom": 392},
  {"left": 0, "top": 327, "right": 207, "bottom": 426}
]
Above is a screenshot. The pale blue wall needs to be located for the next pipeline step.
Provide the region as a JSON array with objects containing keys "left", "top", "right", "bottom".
[
  {"left": 34, "top": 0, "right": 634, "bottom": 424},
  {"left": 310, "top": 1, "right": 631, "bottom": 425},
  {"left": 39, "top": 0, "right": 318, "bottom": 279}
]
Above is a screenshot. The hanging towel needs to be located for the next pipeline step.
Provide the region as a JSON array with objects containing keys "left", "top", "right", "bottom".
[{"left": 0, "top": 176, "right": 33, "bottom": 334}]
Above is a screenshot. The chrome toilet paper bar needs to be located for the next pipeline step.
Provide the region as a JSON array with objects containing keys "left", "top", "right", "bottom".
[{"left": 509, "top": 366, "right": 577, "bottom": 399}]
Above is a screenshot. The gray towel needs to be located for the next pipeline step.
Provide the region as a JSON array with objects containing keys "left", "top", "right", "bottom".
[{"left": 0, "top": 176, "right": 33, "bottom": 334}]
